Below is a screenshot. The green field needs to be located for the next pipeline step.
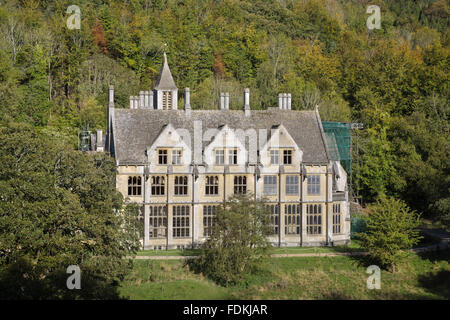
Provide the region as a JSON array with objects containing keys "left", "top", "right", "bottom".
[
  {"left": 120, "top": 249, "right": 450, "bottom": 300},
  {"left": 136, "top": 241, "right": 363, "bottom": 257},
  {"left": 135, "top": 234, "right": 440, "bottom": 257}
]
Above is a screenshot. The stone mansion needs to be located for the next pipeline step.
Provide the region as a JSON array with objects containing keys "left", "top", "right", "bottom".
[{"left": 99, "top": 53, "right": 350, "bottom": 250}]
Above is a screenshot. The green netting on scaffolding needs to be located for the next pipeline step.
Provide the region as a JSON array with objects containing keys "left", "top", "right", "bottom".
[{"left": 321, "top": 122, "right": 351, "bottom": 174}]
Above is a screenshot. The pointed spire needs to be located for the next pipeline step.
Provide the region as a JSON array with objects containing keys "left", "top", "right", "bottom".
[{"left": 154, "top": 50, "right": 177, "bottom": 90}]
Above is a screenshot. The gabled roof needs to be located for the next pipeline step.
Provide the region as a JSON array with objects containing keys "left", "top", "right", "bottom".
[
  {"left": 112, "top": 108, "right": 329, "bottom": 165},
  {"left": 154, "top": 52, "right": 177, "bottom": 90}
]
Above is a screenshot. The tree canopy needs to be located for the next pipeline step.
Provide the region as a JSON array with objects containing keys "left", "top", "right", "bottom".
[
  {"left": 0, "top": 122, "right": 142, "bottom": 299},
  {"left": 0, "top": 1, "right": 448, "bottom": 233}
]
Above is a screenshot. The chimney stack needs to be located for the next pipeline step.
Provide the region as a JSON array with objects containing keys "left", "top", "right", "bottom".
[
  {"left": 144, "top": 91, "right": 149, "bottom": 108},
  {"left": 149, "top": 91, "right": 154, "bottom": 109},
  {"left": 287, "top": 93, "right": 292, "bottom": 110},
  {"left": 139, "top": 91, "right": 145, "bottom": 108},
  {"left": 278, "top": 93, "right": 282, "bottom": 109},
  {"left": 220, "top": 93, "right": 225, "bottom": 109},
  {"left": 244, "top": 88, "right": 250, "bottom": 117},
  {"left": 225, "top": 93, "right": 229, "bottom": 109},
  {"left": 135, "top": 96, "right": 140, "bottom": 109},
  {"left": 108, "top": 85, "right": 114, "bottom": 107},
  {"left": 184, "top": 88, "right": 191, "bottom": 116},
  {"left": 129, "top": 96, "right": 134, "bottom": 109},
  {"left": 96, "top": 130, "right": 104, "bottom": 152}
]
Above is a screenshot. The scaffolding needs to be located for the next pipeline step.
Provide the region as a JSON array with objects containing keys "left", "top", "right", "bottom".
[{"left": 322, "top": 121, "right": 351, "bottom": 174}]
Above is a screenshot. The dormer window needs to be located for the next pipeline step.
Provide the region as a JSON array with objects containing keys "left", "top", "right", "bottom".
[
  {"left": 228, "top": 149, "right": 238, "bottom": 165},
  {"left": 270, "top": 150, "right": 280, "bottom": 165},
  {"left": 172, "top": 149, "right": 182, "bottom": 165},
  {"left": 215, "top": 149, "right": 224, "bottom": 165},
  {"left": 158, "top": 149, "right": 168, "bottom": 164},
  {"left": 162, "top": 91, "right": 172, "bottom": 110},
  {"left": 283, "top": 150, "right": 292, "bottom": 165}
]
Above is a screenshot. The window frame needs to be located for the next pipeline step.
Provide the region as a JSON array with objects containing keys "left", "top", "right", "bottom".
[
  {"left": 233, "top": 175, "right": 247, "bottom": 194},
  {"left": 149, "top": 206, "right": 167, "bottom": 238},
  {"left": 284, "top": 204, "right": 301, "bottom": 235},
  {"left": 151, "top": 175, "right": 165, "bottom": 195},
  {"left": 285, "top": 175, "right": 299, "bottom": 195},
  {"left": 307, "top": 175, "right": 321, "bottom": 195},
  {"left": 205, "top": 175, "right": 219, "bottom": 196},
  {"left": 174, "top": 175, "right": 188, "bottom": 196},
  {"left": 332, "top": 203, "right": 342, "bottom": 234},
  {"left": 158, "top": 149, "right": 168, "bottom": 165},
  {"left": 283, "top": 149, "right": 293, "bottom": 165},
  {"left": 173, "top": 205, "right": 190, "bottom": 238},
  {"left": 306, "top": 204, "right": 322, "bottom": 235},
  {"left": 270, "top": 149, "right": 280, "bottom": 165},
  {"left": 215, "top": 149, "right": 224, "bottom": 165},
  {"left": 267, "top": 204, "right": 280, "bottom": 236},
  {"left": 263, "top": 175, "right": 277, "bottom": 196},
  {"left": 127, "top": 176, "right": 142, "bottom": 196},
  {"left": 172, "top": 149, "right": 182, "bottom": 165},
  {"left": 203, "top": 205, "right": 217, "bottom": 237},
  {"left": 228, "top": 149, "right": 238, "bottom": 165}
]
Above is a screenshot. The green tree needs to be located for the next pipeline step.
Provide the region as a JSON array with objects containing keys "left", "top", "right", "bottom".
[
  {"left": 0, "top": 122, "right": 141, "bottom": 299},
  {"left": 191, "top": 194, "right": 272, "bottom": 286},
  {"left": 357, "top": 197, "right": 422, "bottom": 272}
]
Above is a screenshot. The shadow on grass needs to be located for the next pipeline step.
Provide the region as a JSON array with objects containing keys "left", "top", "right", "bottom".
[
  {"left": 417, "top": 270, "right": 450, "bottom": 299},
  {"left": 0, "top": 257, "right": 125, "bottom": 300},
  {"left": 417, "top": 247, "right": 450, "bottom": 262}
]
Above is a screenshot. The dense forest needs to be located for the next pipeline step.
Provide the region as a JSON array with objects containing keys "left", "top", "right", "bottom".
[{"left": 0, "top": 0, "right": 448, "bottom": 224}]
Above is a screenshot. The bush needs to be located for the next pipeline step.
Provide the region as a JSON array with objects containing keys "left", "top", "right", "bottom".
[
  {"left": 431, "top": 197, "right": 450, "bottom": 229},
  {"left": 356, "top": 197, "right": 421, "bottom": 272},
  {"left": 0, "top": 122, "right": 142, "bottom": 299},
  {"left": 190, "top": 194, "right": 272, "bottom": 286}
]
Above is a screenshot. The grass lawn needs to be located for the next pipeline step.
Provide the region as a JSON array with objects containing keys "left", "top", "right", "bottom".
[
  {"left": 135, "top": 234, "right": 439, "bottom": 257},
  {"left": 136, "top": 241, "right": 364, "bottom": 256},
  {"left": 120, "top": 248, "right": 450, "bottom": 300}
]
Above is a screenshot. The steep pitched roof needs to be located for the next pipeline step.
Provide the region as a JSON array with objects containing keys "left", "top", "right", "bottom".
[
  {"left": 112, "top": 108, "right": 330, "bottom": 165},
  {"left": 154, "top": 52, "right": 177, "bottom": 90}
]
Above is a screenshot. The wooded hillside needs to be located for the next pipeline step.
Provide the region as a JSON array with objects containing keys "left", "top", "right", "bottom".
[{"left": 0, "top": 0, "right": 448, "bottom": 222}]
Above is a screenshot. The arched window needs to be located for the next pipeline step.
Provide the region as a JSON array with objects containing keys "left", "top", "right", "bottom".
[
  {"left": 128, "top": 176, "right": 142, "bottom": 196},
  {"left": 205, "top": 176, "right": 219, "bottom": 195},
  {"left": 151, "top": 176, "right": 165, "bottom": 195},
  {"left": 233, "top": 176, "right": 247, "bottom": 194}
]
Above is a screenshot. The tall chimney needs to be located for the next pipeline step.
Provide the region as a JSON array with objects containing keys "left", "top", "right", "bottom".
[
  {"left": 144, "top": 91, "right": 149, "bottom": 108},
  {"left": 135, "top": 96, "right": 140, "bottom": 109},
  {"left": 287, "top": 93, "right": 292, "bottom": 110},
  {"left": 184, "top": 88, "right": 191, "bottom": 115},
  {"left": 225, "top": 93, "right": 230, "bottom": 109},
  {"left": 129, "top": 96, "right": 134, "bottom": 109},
  {"left": 108, "top": 85, "right": 114, "bottom": 107},
  {"left": 244, "top": 88, "right": 250, "bottom": 117},
  {"left": 278, "top": 93, "right": 282, "bottom": 109},
  {"left": 220, "top": 93, "right": 225, "bottom": 109},
  {"left": 149, "top": 91, "right": 154, "bottom": 109},
  {"left": 96, "top": 130, "right": 104, "bottom": 152},
  {"left": 139, "top": 91, "right": 145, "bottom": 109}
]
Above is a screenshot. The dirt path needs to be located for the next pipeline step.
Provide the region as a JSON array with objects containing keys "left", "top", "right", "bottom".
[{"left": 132, "top": 229, "right": 450, "bottom": 260}]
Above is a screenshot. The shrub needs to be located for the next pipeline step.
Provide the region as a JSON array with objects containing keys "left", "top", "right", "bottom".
[
  {"left": 190, "top": 194, "right": 272, "bottom": 286},
  {"left": 357, "top": 197, "right": 421, "bottom": 272}
]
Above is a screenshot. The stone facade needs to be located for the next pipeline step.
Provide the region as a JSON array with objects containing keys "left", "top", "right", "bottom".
[{"left": 104, "top": 54, "right": 351, "bottom": 250}]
